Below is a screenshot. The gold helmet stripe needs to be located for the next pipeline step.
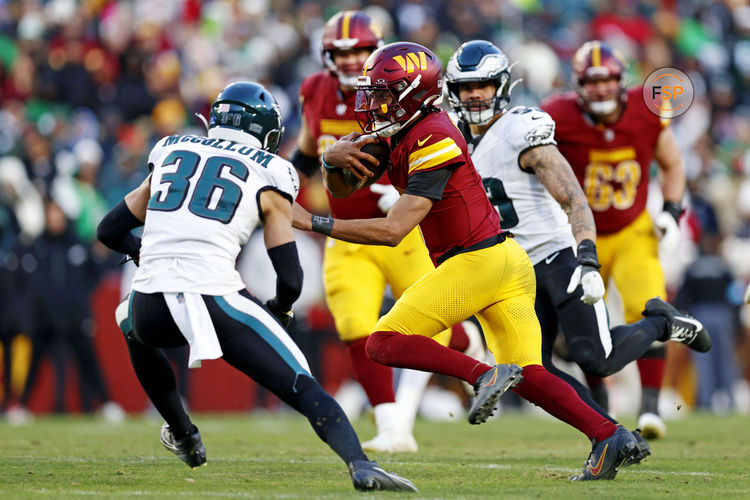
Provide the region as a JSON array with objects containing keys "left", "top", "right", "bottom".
[
  {"left": 592, "top": 40, "right": 601, "bottom": 67},
  {"left": 341, "top": 11, "right": 352, "bottom": 39}
]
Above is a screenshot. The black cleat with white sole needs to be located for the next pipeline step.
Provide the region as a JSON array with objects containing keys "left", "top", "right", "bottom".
[
  {"left": 642, "top": 297, "right": 711, "bottom": 353},
  {"left": 160, "top": 423, "right": 207, "bottom": 469}
]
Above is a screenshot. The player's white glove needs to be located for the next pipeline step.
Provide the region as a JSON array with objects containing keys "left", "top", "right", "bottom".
[
  {"left": 744, "top": 282, "right": 750, "bottom": 304},
  {"left": 654, "top": 201, "right": 683, "bottom": 256},
  {"left": 369, "top": 184, "right": 400, "bottom": 214},
  {"left": 566, "top": 239, "right": 605, "bottom": 305}
]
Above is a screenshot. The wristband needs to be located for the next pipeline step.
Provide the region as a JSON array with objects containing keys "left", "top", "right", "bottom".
[
  {"left": 321, "top": 148, "right": 342, "bottom": 174},
  {"left": 311, "top": 215, "right": 334, "bottom": 236},
  {"left": 662, "top": 201, "right": 684, "bottom": 223},
  {"left": 576, "top": 239, "right": 601, "bottom": 269}
]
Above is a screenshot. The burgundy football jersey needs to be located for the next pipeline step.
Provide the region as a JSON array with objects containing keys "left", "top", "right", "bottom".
[
  {"left": 388, "top": 111, "right": 502, "bottom": 265},
  {"left": 541, "top": 87, "right": 666, "bottom": 234},
  {"left": 299, "top": 71, "right": 390, "bottom": 220}
]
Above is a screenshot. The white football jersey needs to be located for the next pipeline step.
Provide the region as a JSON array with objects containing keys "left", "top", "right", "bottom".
[
  {"left": 469, "top": 106, "right": 575, "bottom": 265},
  {"left": 132, "top": 134, "right": 299, "bottom": 295}
]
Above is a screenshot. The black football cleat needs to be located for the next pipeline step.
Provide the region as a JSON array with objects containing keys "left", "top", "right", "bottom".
[
  {"left": 642, "top": 297, "right": 711, "bottom": 353},
  {"left": 160, "top": 423, "right": 207, "bottom": 468},
  {"left": 570, "top": 427, "right": 639, "bottom": 481},
  {"left": 467, "top": 364, "right": 524, "bottom": 425},
  {"left": 348, "top": 460, "right": 418, "bottom": 492},
  {"left": 627, "top": 428, "right": 651, "bottom": 466}
]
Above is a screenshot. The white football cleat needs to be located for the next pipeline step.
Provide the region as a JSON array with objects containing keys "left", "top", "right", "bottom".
[
  {"left": 637, "top": 412, "right": 666, "bottom": 440},
  {"left": 362, "top": 402, "right": 418, "bottom": 453},
  {"left": 361, "top": 432, "right": 418, "bottom": 453}
]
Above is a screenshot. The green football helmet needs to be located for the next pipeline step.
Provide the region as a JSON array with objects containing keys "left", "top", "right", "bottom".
[{"left": 208, "top": 82, "right": 284, "bottom": 153}]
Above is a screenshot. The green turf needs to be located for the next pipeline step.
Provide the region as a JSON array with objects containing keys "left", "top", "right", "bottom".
[{"left": 0, "top": 413, "right": 748, "bottom": 499}]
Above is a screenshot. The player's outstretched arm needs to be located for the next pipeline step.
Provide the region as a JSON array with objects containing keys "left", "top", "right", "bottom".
[
  {"left": 260, "top": 190, "right": 302, "bottom": 327},
  {"left": 520, "top": 145, "right": 596, "bottom": 244},
  {"left": 293, "top": 193, "right": 431, "bottom": 247},
  {"left": 521, "top": 145, "right": 604, "bottom": 304},
  {"left": 653, "top": 126, "right": 686, "bottom": 255}
]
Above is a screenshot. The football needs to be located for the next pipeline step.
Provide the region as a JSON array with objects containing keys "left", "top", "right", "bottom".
[{"left": 342, "top": 139, "right": 390, "bottom": 189}]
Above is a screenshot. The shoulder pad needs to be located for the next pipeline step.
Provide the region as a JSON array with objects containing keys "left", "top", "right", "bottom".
[
  {"left": 504, "top": 106, "right": 556, "bottom": 151},
  {"left": 147, "top": 136, "right": 174, "bottom": 171},
  {"left": 266, "top": 157, "right": 300, "bottom": 202}
]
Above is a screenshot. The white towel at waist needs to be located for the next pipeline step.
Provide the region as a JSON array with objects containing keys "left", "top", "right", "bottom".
[{"left": 164, "top": 292, "right": 223, "bottom": 368}]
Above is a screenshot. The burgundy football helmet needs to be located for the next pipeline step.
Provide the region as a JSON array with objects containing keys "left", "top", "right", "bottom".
[
  {"left": 572, "top": 40, "right": 628, "bottom": 115},
  {"left": 322, "top": 10, "right": 384, "bottom": 88},
  {"left": 354, "top": 42, "right": 443, "bottom": 137}
]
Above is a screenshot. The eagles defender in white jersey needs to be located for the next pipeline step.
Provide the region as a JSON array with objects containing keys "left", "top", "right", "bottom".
[
  {"left": 446, "top": 41, "right": 710, "bottom": 462},
  {"left": 96, "top": 81, "right": 416, "bottom": 493}
]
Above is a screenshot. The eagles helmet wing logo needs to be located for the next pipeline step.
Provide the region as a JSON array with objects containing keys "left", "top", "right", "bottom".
[{"left": 524, "top": 124, "right": 554, "bottom": 146}]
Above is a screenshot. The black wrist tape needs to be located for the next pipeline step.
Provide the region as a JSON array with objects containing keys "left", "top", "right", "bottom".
[
  {"left": 576, "top": 239, "right": 601, "bottom": 269},
  {"left": 663, "top": 201, "right": 684, "bottom": 223},
  {"left": 311, "top": 215, "right": 334, "bottom": 236}
]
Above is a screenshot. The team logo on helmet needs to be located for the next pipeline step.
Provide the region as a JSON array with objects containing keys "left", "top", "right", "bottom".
[{"left": 354, "top": 42, "right": 443, "bottom": 137}]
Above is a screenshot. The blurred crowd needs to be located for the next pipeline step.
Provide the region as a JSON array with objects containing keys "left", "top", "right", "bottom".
[{"left": 1, "top": 0, "right": 749, "bottom": 419}]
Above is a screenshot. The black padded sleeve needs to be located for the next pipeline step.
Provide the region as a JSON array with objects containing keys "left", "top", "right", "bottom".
[
  {"left": 266, "top": 241, "right": 303, "bottom": 311},
  {"left": 97, "top": 200, "right": 143, "bottom": 258}
]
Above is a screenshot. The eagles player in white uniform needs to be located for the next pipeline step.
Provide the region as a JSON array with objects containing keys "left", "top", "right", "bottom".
[
  {"left": 96, "top": 82, "right": 416, "bottom": 493},
  {"left": 445, "top": 41, "right": 711, "bottom": 460}
]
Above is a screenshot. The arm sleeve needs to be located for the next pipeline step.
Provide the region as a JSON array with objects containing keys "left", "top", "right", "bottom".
[
  {"left": 96, "top": 200, "right": 143, "bottom": 257},
  {"left": 404, "top": 167, "right": 453, "bottom": 200},
  {"left": 266, "top": 241, "right": 303, "bottom": 311}
]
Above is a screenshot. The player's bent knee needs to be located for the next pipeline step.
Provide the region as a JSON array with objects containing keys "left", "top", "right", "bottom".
[
  {"left": 364, "top": 331, "right": 398, "bottom": 365},
  {"left": 567, "top": 338, "right": 610, "bottom": 377}
]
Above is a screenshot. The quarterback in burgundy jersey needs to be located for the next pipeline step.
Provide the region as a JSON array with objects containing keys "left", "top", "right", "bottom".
[
  {"left": 542, "top": 40, "right": 689, "bottom": 439},
  {"left": 294, "top": 41, "right": 646, "bottom": 482},
  {"left": 446, "top": 40, "right": 709, "bottom": 463},
  {"left": 289, "top": 11, "right": 472, "bottom": 454}
]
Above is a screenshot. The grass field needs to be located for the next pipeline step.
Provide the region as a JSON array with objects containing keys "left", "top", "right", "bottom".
[{"left": 1, "top": 413, "right": 749, "bottom": 499}]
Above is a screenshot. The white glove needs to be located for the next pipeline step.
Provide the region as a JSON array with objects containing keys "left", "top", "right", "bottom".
[
  {"left": 744, "top": 282, "right": 750, "bottom": 304},
  {"left": 654, "top": 210, "right": 681, "bottom": 256},
  {"left": 369, "top": 184, "right": 400, "bottom": 214},
  {"left": 566, "top": 265, "right": 605, "bottom": 305}
]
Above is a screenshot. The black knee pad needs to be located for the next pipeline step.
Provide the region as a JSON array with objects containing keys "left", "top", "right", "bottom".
[{"left": 567, "top": 338, "right": 609, "bottom": 377}]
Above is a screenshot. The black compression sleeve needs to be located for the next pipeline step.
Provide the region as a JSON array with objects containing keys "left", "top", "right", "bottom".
[
  {"left": 404, "top": 167, "right": 454, "bottom": 200},
  {"left": 267, "top": 241, "right": 303, "bottom": 311},
  {"left": 97, "top": 200, "right": 143, "bottom": 257},
  {"left": 290, "top": 148, "right": 320, "bottom": 177}
]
